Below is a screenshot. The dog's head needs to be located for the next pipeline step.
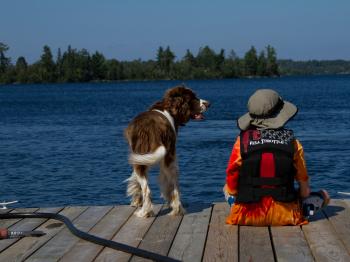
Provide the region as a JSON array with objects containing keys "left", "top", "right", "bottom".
[{"left": 154, "top": 85, "right": 210, "bottom": 125}]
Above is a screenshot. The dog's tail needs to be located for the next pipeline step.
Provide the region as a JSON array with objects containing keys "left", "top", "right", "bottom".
[{"left": 128, "top": 146, "right": 166, "bottom": 166}]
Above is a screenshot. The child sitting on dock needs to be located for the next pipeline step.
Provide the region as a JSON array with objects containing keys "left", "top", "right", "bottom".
[{"left": 223, "top": 89, "right": 330, "bottom": 226}]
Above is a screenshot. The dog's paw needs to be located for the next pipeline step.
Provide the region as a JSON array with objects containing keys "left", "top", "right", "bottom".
[
  {"left": 130, "top": 200, "right": 143, "bottom": 207},
  {"left": 135, "top": 208, "right": 155, "bottom": 218},
  {"left": 168, "top": 206, "right": 186, "bottom": 216}
]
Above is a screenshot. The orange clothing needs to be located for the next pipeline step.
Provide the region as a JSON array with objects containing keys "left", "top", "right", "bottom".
[{"left": 225, "top": 136, "right": 309, "bottom": 226}]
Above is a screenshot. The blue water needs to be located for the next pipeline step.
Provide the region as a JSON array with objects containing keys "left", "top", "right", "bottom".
[{"left": 1, "top": 76, "right": 350, "bottom": 208}]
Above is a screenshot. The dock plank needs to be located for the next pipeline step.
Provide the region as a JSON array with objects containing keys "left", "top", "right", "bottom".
[
  {"left": 345, "top": 199, "right": 350, "bottom": 207},
  {"left": 60, "top": 205, "right": 135, "bottom": 262},
  {"left": 0, "top": 207, "right": 62, "bottom": 253},
  {"left": 323, "top": 199, "right": 350, "bottom": 255},
  {"left": 271, "top": 226, "right": 314, "bottom": 262},
  {"left": 130, "top": 206, "right": 183, "bottom": 262},
  {"left": 0, "top": 206, "right": 87, "bottom": 262},
  {"left": 1, "top": 201, "right": 350, "bottom": 261},
  {"left": 168, "top": 205, "right": 212, "bottom": 262},
  {"left": 25, "top": 206, "right": 112, "bottom": 262},
  {"left": 302, "top": 207, "right": 350, "bottom": 262},
  {"left": 94, "top": 204, "right": 162, "bottom": 262},
  {"left": 202, "top": 203, "right": 238, "bottom": 262},
  {"left": 239, "top": 226, "right": 274, "bottom": 262},
  {"left": 0, "top": 208, "right": 39, "bottom": 230}
]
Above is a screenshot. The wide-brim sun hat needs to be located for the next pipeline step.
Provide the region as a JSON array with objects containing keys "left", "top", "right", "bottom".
[{"left": 237, "top": 89, "right": 298, "bottom": 130}]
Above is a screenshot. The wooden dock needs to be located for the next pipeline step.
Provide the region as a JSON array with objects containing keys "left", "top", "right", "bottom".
[{"left": 0, "top": 199, "right": 349, "bottom": 262}]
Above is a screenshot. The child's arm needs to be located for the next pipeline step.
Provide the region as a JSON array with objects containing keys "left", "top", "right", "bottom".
[
  {"left": 299, "top": 180, "right": 311, "bottom": 198},
  {"left": 294, "top": 139, "right": 310, "bottom": 198},
  {"left": 224, "top": 137, "right": 242, "bottom": 197}
]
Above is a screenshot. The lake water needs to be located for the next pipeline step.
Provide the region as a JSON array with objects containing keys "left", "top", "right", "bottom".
[{"left": 1, "top": 75, "right": 350, "bottom": 208}]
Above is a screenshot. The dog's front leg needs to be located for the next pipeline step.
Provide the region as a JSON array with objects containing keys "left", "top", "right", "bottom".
[{"left": 162, "top": 160, "right": 185, "bottom": 216}]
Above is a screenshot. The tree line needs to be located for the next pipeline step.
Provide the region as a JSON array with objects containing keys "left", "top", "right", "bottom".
[
  {"left": 0, "top": 42, "right": 280, "bottom": 84},
  {"left": 278, "top": 59, "right": 350, "bottom": 75}
]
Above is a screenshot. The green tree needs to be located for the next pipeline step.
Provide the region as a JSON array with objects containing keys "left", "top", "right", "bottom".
[
  {"left": 266, "top": 45, "right": 279, "bottom": 76},
  {"left": 75, "top": 48, "right": 91, "bottom": 82},
  {"left": 61, "top": 45, "right": 78, "bottom": 82},
  {"left": 196, "top": 46, "right": 217, "bottom": 69},
  {"left": 56, "top": 48, "right": 63, "bottom": 81},
  {"left": 257, "top": 51, "right": 267, "bottom": 76},
  {"left": 216, "top": 48, "right": 225, "bottom": 71},
  {"left": 155, "top": 46, "right": 175, "bottom": 78},
  {"left": 0, "top": 42, "right": 11, "bottom": 82},
  {"left": 244, "top": 46, "right": 258, "bottom": 76},
  {"left": 106, "top": 59, "right": 123, "bottom": 80},
  {"left": 91, "top": 51, "right": 106, "bottom": 80},
  {"left": 163, "top": 46, "right": 175, "bottom": 76},
  {"left": 15, "top": 56, "right": 28, "bottom": 83},
  {"left": 222, "top": 49, "right": 239, "bottom": 78},
  {"left": 195, "top": 46, "right": 221, "bottom": 78},
  {"left": 39, "top": 45, "right": 56, "bottom": 82},
  {"left": 183, "top": 49, "right": 196, "bottom": 66},
  {"left": 156, "top": 46, "right": 164, "bottom": 64}
]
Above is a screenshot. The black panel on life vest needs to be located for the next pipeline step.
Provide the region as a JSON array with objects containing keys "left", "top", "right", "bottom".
[{"left": 237, "top": 129, "right": 297, "bottom": 203}]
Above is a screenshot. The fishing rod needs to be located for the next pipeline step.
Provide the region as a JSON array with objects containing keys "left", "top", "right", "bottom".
[{"left": 0, "top": 206, "right": 180, "bottom": 262}]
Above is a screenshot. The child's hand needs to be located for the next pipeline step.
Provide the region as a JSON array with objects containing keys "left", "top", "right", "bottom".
[{"left": 223, "top": 184, "right": 235, "bottom": 206}]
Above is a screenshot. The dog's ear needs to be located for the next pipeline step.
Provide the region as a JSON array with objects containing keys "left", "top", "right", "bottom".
[{"left": 165, "top": 95, "right": 191, "bottom": 124}]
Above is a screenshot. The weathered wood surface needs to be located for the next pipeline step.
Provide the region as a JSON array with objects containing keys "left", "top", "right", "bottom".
[
  {"left": 0, "top": 200, "right": 349, "bottom": 262},
  {"left": 26, "top": 206, "right": 112, "bottom": 262},
  {"left": 94, "top": 204, "right": 163, "bottom": 262},
  {"left": 202, "top": 202, "right": 238, "bottom": 262},
  {"left": 302, "top": 200, "right": 350, "bottom": 262},
  {"left": 60, "top": 205, "right": 136, "bottom": 262},
  {"left": 0, "top": 206, "right": 87, "bottom": 262},
  {"left": 239, "top": 226, "right": 274, "bottom": 262},
  {"left": 271, "top": 226, "right": 314, "bottom": 262},
  {"left": 168, "top": 205, "right": 212, "bottom": 262}
]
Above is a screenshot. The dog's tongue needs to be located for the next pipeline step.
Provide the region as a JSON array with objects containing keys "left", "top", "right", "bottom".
[{"left": 194, "top": 114, "right": 204, "bottom": 120}]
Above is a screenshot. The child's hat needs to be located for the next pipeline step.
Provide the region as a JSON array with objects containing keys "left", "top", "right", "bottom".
[{"left": 237, "top": 89, "right": 298, "bottom": 130}]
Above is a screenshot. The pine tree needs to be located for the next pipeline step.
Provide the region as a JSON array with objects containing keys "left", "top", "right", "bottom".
[
  {"left": 196, "top": 46, "right": 217, "bottom": 69},
  {"left": 106, "top": 59, "right": 122, "bottom": 80},
  {"left": 216, "top": 49, "right": 225, "bottom": 71},
  {"left": 56, "top": 48, "right": 63, "bottom": 81},
  {"left": 39, "top": 45, "right": 56, "bottom": 82},
  {"left": 222, "top": 49, "right": 239, "bottom": 78},
  {"left": 257, "top": 51, "right": 267, "bottom": 76},
  {"left": 244, "top": 46, "right": 258, "bottom": 76},
  {"left": 0, "top": 42, "right": 11, "bottom": 77},
  {"left": 183, "top": 49, "right": 196, "bottom": 66},
  {"left": 61, "top": 45, "right": 77, "bottom": 82},
  {"left": 15, "top": 56, "right": 28, "bottom": 83},
  {"left": 156, "top": 46, "right": 164, "bottom": 68},
  {"left": 266, "top": 45, "right": 279, "bottom": 76},
  {"left": 163, "top": 46, "right": 175, "bottom": 76},
  {"left": 91, "top": 51, "right": 106, "bottom": 80}
]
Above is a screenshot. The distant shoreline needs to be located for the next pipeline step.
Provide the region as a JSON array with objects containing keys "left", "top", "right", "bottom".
[
  {"left": 1, "top": 42, "right": 350, "bottom": 84},
  {"left": 1, "top": 73, "right": 350, "bottom": 87}
]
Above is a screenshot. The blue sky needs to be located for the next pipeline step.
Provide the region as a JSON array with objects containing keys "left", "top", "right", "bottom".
[{"left": 1, "top": 0, "right": 349, "bottom": 63}]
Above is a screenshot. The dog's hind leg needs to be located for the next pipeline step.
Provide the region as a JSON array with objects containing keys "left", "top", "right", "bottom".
[
  {"left": 134, "top": 165, "right": 154, "bottom": 217},
  {"left": 126, "top": 170, "right": 143, "bottom": 207},
  {"left": 160, "top": 159, "right": 185, "bottom": 216}
]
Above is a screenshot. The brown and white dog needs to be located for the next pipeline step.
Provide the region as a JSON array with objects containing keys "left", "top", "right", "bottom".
[{"left": 124, "top": 85, "right": 210, "bottom": 217}]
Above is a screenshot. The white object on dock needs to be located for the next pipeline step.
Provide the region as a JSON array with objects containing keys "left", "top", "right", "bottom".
[
  {"left": 338, "top": 192, "right": 350, "bottom": 196},
  {"left": 0, "top": 201, "right": 18, "bottom": 210}
]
